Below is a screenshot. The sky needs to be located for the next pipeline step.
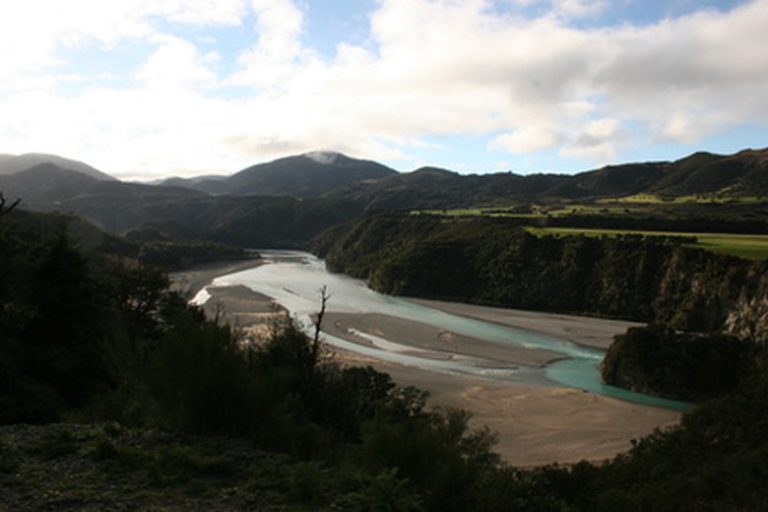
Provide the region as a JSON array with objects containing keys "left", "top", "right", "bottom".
[{"left": 1, "top": 0, "right": 767, "bottom": 180}]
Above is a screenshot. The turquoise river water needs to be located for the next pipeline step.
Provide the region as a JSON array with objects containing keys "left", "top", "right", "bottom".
[{"left": 194, "top": 251, "right": 691, "bottom": 411}]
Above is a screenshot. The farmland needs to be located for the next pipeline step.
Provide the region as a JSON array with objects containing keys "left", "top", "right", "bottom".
[{"left": 525, "top": 226, "right": 768, "bottom": 260}]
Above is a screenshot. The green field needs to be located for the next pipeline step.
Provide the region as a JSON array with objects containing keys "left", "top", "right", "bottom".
[
  {"left": 411, "top": 204, "right": 643, "bottom": 218},
  {"left": 607, "top": 194, "right": 766, "bottom": 204},
  {"left": 526, "top": 227, "right": 768, "bottom": 260},
  {"left": 411, "top": 208, "right": 546, "bottom": 218},
  {"left": 543, "top": 205, "right": 644, "bottom": 216}
]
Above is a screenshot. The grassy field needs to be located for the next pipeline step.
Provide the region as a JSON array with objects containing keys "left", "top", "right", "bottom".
[
  {"left": 543, "top": 205, "right": 644, "bottom": 216},
  {"left": 607, "top": 194, "right": 767, "bottom": 204},
  {"left": 412, "top": 205, "right": 644, "bottom": 218},
  {"left": 412, "top": 208, "right": 546, "bottom": 218},
  {"left": 526, "top": 227, "right": 768, "bottom": 260}
]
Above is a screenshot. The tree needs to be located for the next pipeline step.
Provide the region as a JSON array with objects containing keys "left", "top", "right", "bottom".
[{"left": 312, "top": 285, "right": 330, "bottom": 360}]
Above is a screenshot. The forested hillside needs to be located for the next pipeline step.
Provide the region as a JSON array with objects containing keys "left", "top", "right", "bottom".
[
  {"left": 331, "top": 148, "right": 768, "bottom": 209},
  {"left": 0, "top": 165, "right": 365, "bottom": 247},
  {"left": 314, "top": 213, "right": 768, "bottom": 341}
]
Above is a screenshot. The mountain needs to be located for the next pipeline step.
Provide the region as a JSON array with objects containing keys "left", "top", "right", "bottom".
[
  {"left": 648, "top": 149, "right": 768, "bottom": 196},
  {"left": 0, "top": 163, "right": 363, "bottom": 246},
  {"left": 331, "top": 167, "right": 573, "bottom": 210},
  {"left": 177, "top": 151, "right": 398, "bottom": 197},
  {"left": 329, "top": 148, "right": 768, "bottom": 210},
  {"left": 0, "top": 153, "right": 118, "bottom": 181}
]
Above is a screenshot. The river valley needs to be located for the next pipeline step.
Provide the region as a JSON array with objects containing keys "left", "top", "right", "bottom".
[{"left": 185, "top": 250, "right": 684, "bottom": 465}]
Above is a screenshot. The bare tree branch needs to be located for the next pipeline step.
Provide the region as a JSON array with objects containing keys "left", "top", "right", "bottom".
[
  {"left": 0, "top": 192, "right": 20, "bottom": 218},
  {"left": 312, "top": 285, "right": 330, "bottom": 360}
]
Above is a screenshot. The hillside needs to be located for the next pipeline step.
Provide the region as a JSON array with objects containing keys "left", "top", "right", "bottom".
[
  {"left": 0, "top": 153, "right": 117, "bottom": 181},
  {"left": 0, "top": 165, "right": 203, "bottom": 217},
  {"left": 0, "top": 164, "right": 365, "bottom": 247},
  {"left": 314, "top": 213, "right": 768, "bottom": 340}
]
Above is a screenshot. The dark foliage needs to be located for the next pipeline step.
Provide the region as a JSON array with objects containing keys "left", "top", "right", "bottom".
[
  {"left": 0, "top": 226, "right": 112, "bottom": 422},
  {"left": 601, "top": 326, "right": 760, "bottom": 400},
  {"left": 136, "top": 240, "right": 249, "bottom": 270},
  {"left": 315, "top": 213, "right": 768, "bottom": 338}
]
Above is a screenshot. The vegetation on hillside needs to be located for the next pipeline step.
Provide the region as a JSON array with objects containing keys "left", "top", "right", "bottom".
[
  {"left": 0, "top": 205, "right": 497, "bottom": 510},
  {"left": 314, "top": 213, "right": 768, "bottom": 340},
  {"left": 526, "top": 226, "right": 768, "bottom": 260},
  {"left": 601, "top": 326, "right": 759, "bottom": 401},
  {"left": 332, "top": 148, "right": 768, "bottom": 209}
]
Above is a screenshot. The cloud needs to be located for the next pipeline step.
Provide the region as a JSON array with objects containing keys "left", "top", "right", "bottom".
[
  {"left": 561, "top": 118, "right": 620, "bottom": 161},
  {"left": 490, "top": 127, "right": 563, "bottom": 153},
  {"left": 1, "top": 0, "right": 767, "bottom": 178},
  {"left": 232, "top": 0, "right": 309, "bottom": 87},
  {"left": 549, "top": 0, "right": 610, "bottom": 18},
  {"left": 136, "top": 36, "right": 219, "bottom": 90}
]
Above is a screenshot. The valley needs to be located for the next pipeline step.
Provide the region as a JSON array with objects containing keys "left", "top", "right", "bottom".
[
  {"left": 180, "top": 252, "right": 681, "bottom": 466},
  {"left": 3, "top": 147, "right": 768, "bottom": 510}
]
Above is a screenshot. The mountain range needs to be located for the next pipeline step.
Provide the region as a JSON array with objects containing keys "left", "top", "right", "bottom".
[
  {"left": 5, "top": 147, "right": 768, "bottom": 206},
  {"left": 329, "top": 149, "right": 768, "bottom": 210},
  {"left": 1, "top": 147, "right": 766, "bottom": 247}
]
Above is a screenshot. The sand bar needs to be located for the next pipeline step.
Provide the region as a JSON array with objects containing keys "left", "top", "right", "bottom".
[
  {"left": 325, "top": 312, "right": 564, "bottom": 367},
  {"left": 408, "top": 298, "right": 643, "bottom": 349}
]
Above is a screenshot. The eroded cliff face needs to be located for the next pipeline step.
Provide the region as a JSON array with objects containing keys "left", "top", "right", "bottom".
[
  {"left": 724, "top": 265, "right": 768, "bottom": 341},
  {"left": 654, "top": 249, "right": 747, "bottom": 334}
]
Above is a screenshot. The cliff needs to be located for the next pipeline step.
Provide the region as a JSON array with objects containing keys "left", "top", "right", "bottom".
[{"left": 314, "top": 214, "right": 768, "bottom": 340}]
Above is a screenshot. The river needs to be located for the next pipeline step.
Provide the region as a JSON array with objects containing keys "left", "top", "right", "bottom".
[{"left": 193, "top": 250, "right": 690, "bottom": 411}]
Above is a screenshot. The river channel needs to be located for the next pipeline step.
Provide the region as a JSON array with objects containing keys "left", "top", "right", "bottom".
[{"left": 194, "top": 250, "right": 690, "bottom": 411}]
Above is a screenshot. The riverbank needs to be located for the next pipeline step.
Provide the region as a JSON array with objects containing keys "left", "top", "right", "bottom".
[{"left": 169, "top": 258, "right": 265, "bottom": 298}]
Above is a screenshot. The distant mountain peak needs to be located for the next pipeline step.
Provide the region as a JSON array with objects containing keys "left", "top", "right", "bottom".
[
  {"left": 0, "top": 153, "right": 118, "bottom": 182},
  {"left": 304, "top": 151, "right": 343, "bottom": 165}
]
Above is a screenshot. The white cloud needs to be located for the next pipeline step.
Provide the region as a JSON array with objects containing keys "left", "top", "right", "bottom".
[
  {"left": 561, "top": 118, "right": 621, "bottom": 162},
  {"left": 550, "top": 0, "right": 610, "bottom": 19},
  {"left": 136, "top": 36, "right": 219, "bottom": 90},
  {"left": 230, "top": 0, "right": 311, "bottom": 88},
  {"left": 1, "top": 0, "right": 768, "bottom": 178},
  {"left": 490, "top": 127, "right": 563, "bottom": 153}
]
